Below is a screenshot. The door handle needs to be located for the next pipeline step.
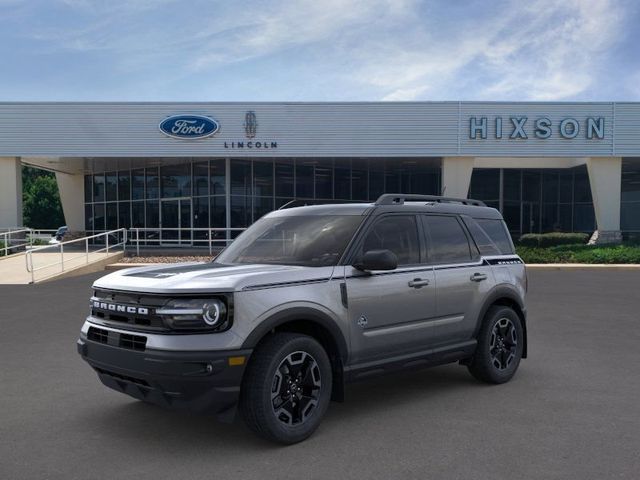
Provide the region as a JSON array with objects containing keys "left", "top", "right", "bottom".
[
  {"left": 408, "top": 278, "right": 430, "bottom": 288},
  {"left": 470, "top": 272, "right": 488, "bottom": 282}
]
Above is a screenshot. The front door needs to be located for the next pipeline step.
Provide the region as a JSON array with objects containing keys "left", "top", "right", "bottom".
[
  {"left": 160, "top": 198, "right": 192, "bottom": 246},
  {"left": 345, "top": 214, "right": 437, "bottom": 364}
]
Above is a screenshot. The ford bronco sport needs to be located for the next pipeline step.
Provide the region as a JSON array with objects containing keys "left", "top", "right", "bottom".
[{"left": 78, "top": 194, "right": 527, "bottom": 444}]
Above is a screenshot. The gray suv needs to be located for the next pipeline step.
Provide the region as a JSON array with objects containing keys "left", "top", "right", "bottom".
[{"left": 78, "top": 194, "right": 527, "bottom": 444}]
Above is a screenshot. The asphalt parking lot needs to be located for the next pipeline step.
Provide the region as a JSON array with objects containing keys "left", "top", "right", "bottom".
[{"left": 1, "top": 269, "right": 639, "bottom": 480}]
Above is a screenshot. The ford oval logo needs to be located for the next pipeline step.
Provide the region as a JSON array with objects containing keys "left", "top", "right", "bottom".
[{"left": 159, "top": 114, "right": 219, "bottom": 139}]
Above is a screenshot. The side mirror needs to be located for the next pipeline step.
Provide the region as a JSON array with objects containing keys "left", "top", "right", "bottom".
[{"left": 354, "top": 249, "right": 398, "bottom": 271}]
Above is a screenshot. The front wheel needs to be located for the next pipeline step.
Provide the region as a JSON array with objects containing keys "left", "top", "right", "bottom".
[
  {"left": 467, "top": 306, "right": 524, "bottom": 384},
  {"left": 240, "top": 333, "right": 332, "bottom": 444}
]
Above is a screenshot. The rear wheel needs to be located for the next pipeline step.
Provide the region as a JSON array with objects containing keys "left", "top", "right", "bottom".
[
  {"left": 240, "top": 333, "right": 332, "bottom": 444},
  {"left": 467, "top": 306, "right": 523, "bottom": 384}
]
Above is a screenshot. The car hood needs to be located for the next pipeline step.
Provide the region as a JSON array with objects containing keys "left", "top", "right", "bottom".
[{"left": 92, "top": 262, "right": 337, "bottom": 294}]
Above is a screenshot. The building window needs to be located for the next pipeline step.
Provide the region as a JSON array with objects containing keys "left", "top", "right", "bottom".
[
  {"left": 193, "top": 161, "right": 209, "bottom": 197},
  {"left": 93, "top": 174, "right": 105, "bottom": 202},
  {"left": 145, "top": 167, "right": 159, "bottom": 199},
  {"left": 469, "top": 166, "right": 595, "bottom": 236},
  {"left": 83, "top": 157, "right": 442, "bottom": 240},
  {"left": 105, "top": 172, "right": 118, "bottom": 202},
  {"left": 161, "top": 163, "right": 191, "bottom": 198}
]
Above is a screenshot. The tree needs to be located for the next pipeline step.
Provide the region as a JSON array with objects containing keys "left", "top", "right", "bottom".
[{"left": 22, "top": 166, "right": 65, "bottom": 229}]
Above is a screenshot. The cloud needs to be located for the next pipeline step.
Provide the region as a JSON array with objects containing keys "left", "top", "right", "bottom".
[
  {"left": 349, "top": 0, "right": 628, "bottom": 101},
  {"left": 2, "top": 0, "right": 634, "bottom": 101}
]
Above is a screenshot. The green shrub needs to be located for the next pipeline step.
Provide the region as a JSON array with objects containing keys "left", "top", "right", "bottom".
[
  {"left": 516, "top": 244, "right": 640, "bottom": 264},
  {"left": 516, "top": 246, "right": 573, "bottom": 263},
  {"left": 518, "top": 232, "right": 590, "bottom": 248},
  {"left": 0, "top": 240, "right": 5, "bottom": 256}
]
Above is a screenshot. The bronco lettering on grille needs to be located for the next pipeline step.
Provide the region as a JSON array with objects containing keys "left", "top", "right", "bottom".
[{"left": 92, "top": 301, "right": 149, "bottom": 315}]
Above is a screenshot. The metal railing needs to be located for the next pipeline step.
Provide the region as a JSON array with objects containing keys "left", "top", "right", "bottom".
[
  {"left": 1, "top": 228, "right": 31, "bottom": 257},
  {"left": 0, "top": 228, "right": 59, "bottom": 257},
  {"left": 127, "top": 228, "right": 246, "bottom": 256},
  {"left": 25, "top": 228, "right": 127, "bottom": 284}
]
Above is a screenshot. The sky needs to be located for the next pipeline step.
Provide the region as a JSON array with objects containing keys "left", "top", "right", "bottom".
[{"left": 0, "top": 0, "right": 639, "bottom": 101}]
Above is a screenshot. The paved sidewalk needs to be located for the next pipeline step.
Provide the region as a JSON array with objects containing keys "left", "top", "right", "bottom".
[{"left": 0, "top": 250, "right": 123, "bottom": 284}]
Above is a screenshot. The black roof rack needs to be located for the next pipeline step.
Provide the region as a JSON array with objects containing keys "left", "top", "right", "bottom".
[
  {"left": 374, "top": 194, "right": 487, "bottom": 207},
  {"left": 278, "top": 199, "right": 358, "bottom": 210}
]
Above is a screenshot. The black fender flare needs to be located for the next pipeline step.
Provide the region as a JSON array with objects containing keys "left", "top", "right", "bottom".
[
  {"left": 241, "top": 306, "right": 349, "bottom": 364},
  {"left": 475, "top": 285, "right": 528, "bottom": 358}
]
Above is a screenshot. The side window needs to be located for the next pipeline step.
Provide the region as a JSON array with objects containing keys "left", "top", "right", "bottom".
[
  {"left": 476, "top": 219, "right": 515, "bottom": 254},
  {"left": 422, "top": 215, "right": 473, "bottom": 264},
  {"left": 462, "top": 216, "right": 501, "bottom": 256},
  {"left": 360, "top": 215, "right": 420, "bottom": 265}
]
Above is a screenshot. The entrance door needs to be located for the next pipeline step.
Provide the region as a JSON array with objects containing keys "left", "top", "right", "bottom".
[{"left": 161, "top": 198, "right": 192, "bottom": 246}]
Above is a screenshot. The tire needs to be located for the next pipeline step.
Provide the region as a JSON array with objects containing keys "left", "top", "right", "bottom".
[
  {"left": 240, "top": 333, "right": 332, "bottom": 444},
  {"left": 467, "top": 306, "right": 524, "bottom": 384}
]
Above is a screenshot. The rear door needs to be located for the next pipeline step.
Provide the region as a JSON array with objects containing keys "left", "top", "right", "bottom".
[
  {"left": 345, "top": 214, "right": 437, "bottom": 364},
  {"left": 421, "top": 214, "right": 494, "bottom": 346}
]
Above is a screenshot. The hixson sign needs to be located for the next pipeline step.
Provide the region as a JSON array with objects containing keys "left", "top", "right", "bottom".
[{"left": 469, "top": 116, "right": 605, "bottom": 140}]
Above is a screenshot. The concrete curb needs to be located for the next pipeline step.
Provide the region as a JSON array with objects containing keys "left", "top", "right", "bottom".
[{"left": 525, "top": 263, "right": 640, "bottom": 269}]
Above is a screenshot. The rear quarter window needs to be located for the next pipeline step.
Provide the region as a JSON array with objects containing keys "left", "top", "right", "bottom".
[{"left": 475, "top": 218, "right": 515, "bottom": 255}]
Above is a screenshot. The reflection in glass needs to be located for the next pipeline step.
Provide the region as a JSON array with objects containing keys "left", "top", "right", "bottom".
[
  {"left": 161, "top": 163, "right": 191, "bottom": 198},
  {"left": 106, "top": 172, "right": 117, "bottom": 201},
  {"left": 145, "top": 167, "right": 159, "bottom": 199}
]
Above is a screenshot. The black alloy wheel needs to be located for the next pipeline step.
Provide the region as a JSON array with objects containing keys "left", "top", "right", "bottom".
[
  {"left": 240, "top": 333, "right": 332, "bottom": 444},
  {"left": 271, "top": 351, "right": 322, "bottom": 426},
  {"left": 490, "top": 317, "right": 518, "bottom": 371},
  {"left": 467, "top": 306, "right": 524, "bottom": 384}
]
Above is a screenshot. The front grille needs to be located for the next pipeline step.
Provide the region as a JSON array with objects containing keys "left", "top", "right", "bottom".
[
  {"left": 90, "top": 289, "right": 169, "bottom": 331},
  {"left": 88, "top": 326, "right": 108, "bottom": 344},
  {"left": 86, "top": 326, "right": 147, "bottom": 352},
  {"left": 119, "top": 333, "right": 147, "bottom": 351},
  {"left": 94, "top": 367, "right": 149, "bottom": 387}
]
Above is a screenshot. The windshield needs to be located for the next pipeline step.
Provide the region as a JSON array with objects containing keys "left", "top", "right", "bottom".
[{"left": 215, "top": 215, "right": 363, "bottom": 266}]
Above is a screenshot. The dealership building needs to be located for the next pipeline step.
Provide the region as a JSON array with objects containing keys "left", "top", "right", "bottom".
[{"left": 1, "top": 101, "right": 640, "bottom": 245}]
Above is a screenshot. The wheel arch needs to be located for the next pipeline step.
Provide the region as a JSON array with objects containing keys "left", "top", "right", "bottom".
[
  {"left": 476, "top": 286, "right": 528, "bottom": 358},
  {"left": 242, "top": 307, "right": 348, "bottom": 401}
]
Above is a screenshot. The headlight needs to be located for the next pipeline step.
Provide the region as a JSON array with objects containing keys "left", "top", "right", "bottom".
[{"left": 156, "top": 298, "right": 229, "bottom": 331}]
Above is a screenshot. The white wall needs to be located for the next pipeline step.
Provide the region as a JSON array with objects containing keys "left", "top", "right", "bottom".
[
  {"left": 0, "top": 157, "right": 23, "bottom": 228},
  {"left": 55, "top": 172, "right": 85, "bottom": 231}
]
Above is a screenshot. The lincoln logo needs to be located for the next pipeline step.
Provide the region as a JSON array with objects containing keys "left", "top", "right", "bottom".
[
  {"left": 92, "top": 301, "right": 149, "bottom": 315},
  {"left": 244, "top": 110, "right": 257, "bottom": 138},
  {"left": 159, "top": 114, "right": 219, "bottom": 139}
]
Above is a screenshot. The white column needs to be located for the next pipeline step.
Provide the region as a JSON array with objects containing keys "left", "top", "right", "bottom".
[
  {"left": 441, "top": 157, "right": 475, "bottom": 198},
  {"left": 55, "top": 172, "right": 85, "bottom": 231},
  {"left": 0, "top": 157, "right": 23, "bottom": 227},
  {"left": 585, "top": 157, "right": 622, "bottom": 243}
]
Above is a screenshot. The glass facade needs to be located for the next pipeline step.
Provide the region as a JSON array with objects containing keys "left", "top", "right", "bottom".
[
  {"left": 84, "top": 157, "right": 440, "bottom": 245},
  {"left": 621, "top": 158, "right": 640, "bottom": 234},
  {"left": 469, "top": 166, "right": 596, "bottom": 236}
]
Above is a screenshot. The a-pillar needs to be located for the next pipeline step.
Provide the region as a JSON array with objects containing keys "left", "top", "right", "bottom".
[
  {"left": 0, "top": 157, "right": 23, "bottom": 228},
  {"left": 441, "top": 157, "right": 475, "bottom": 198},
  {"left": 55, "top": 172, "right": 85, "bottom": 232},
  {"left": 585, "top": 157, "right": 622, "bottom": 244}
]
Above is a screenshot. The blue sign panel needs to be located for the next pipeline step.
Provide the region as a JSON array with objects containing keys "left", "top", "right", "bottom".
[{"left": 159, "top": 114, "right": 219, "bottom": 139}]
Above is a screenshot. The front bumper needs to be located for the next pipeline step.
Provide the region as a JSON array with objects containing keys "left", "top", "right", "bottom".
[{"left": 77, "top": 334, "right": 252, "bottom": 421}]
